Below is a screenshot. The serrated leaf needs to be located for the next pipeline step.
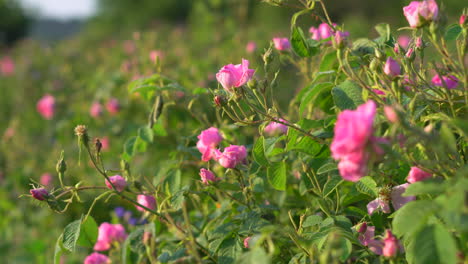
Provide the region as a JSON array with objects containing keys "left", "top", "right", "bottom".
[
  {"left": 444, "top": 24, "right": 462, "bottom": 41},
  {"left": 332, "top": 80, "right": 364, "bottom": 110},
  {"left": 302, "top": 215, "right": 322, "bottom": 228},
  {"left": 123, "top": 136, "right": 137, "bottom": 158},
  {"left": 408, "top": 224, "right": 457, "bottom": 264},
  {"left": 218, "top": 237, "right": 242, "bottom": 264},
  {"left": 323, "top": 175, "right": 343, "bottom": 197},
  {"left": 299, "top": 82, "right": 334, "bottom": 115},
  {"left": 355, "top": 176, "right": 378, "bottom": 197},
  {"left": 291, "top": 26, "right": 311, "bottom": 57},
  {"left": 267, "top": 162, "right": 287, "bottom": 191},
  {"left": 62, "top": 220, "right": 81, "bottom": 252},
  {"left": 404, "top": 179, "right": 446, "bottom": 196},
  {"left": 77, "top": 216, "right": 98, "bottom": 247},
  {"left": 54, "top": 234, "right": 65, "bottom": 264},
  {"left": 253, "top": 137, "right": 269, "bottom": 166},
  {"left": 319, "top": 51, "right": 338, "bottom": 71},
  {"left": 317, "top": 162, "right": 338, "bottom": 174},
  {"left": 392, "top": 200, "right": 438, "bottom": 237}
]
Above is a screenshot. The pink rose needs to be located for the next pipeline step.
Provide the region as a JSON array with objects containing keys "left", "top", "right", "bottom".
[
  {"left": 136, "top": 194, "right": 156, "bottom": 212},
  {"left": 106, "top": 98, "right": 120, "bottom": 115},
  {"left": 383, "top": 57, "right": 401, "bottom": 77},
  {"left": 100, "top": 137, "right": 110, "bottom": 151},
  {"left": 264, "top": 119, "right": 288, "bottom": 136},
  {"left": 384, "top": 106, "right": 398, "bottom": 123},
  {"left": 90, "top": 102, "right": 103, "bottom": 118},
  {"left": 403, "top": 0, "right": 438, "bottom": 28},
  {"left": 40, "top": 173, "right": 53, "bottom": 186},
  {"left": 105, "top": 175, "right": 127, "bottom": 192},
  {"left": 390, "top": 183, "right": 415, "bottom": 210},
  {"left": 215, "top": 145, "right": 247, "bottom": 169},
  {"left": 94, "top": 223, "right": 127, "bottom": 251},
  {"left": 407, "top": 166, "right": 432, "bottom": 183},
  {"left": 272, "top": 37, "right": 291, "bottom": 51},
  {"left": 30, "top": 188, "right": 49, "bottom": 201},
  {"left": 431, "top": 74, "right": 459, "bottom": 89},
  {"left": 243, "top": 237, "right": 251, "bottom": 248},
  {"left": 216, "top": 59, "right": 255, "bottom": 92},
  {"left": 149, "top": 50, "right": 164, "bottom": 63},
  {"left": 0, "top": 56, "right": 15, "bottom": 76},
  {"left": 84, "top": 252, "right": 110, "bottom": 264},
  {"left": 199, "top": 168, "right": 219, "bottom": 185},
  {"left": 318, "top": 23, "right": 333, "bottom": 39},
  {"left": 246, "top": 42, "right": 257, "bottom": 53},
  {"left": 196, "top": 127, "right": 223, "bottom": 162},
  {"left": 367, "top": 198, "right": 391, "bottom": 215},
  {"left": 357, "top": 225, "right": 384, "bottom": 255},
  {"left": 383, "top": 230, "right": 399, "bottom": 257},
  {"left": 309, "top": 27, "right": 320, "bottom": 41},
  {"left": 331, "top": 101, "right": 377, "bottom": 181},
  {"left": 37, "top": 94, "right": 56, "bottom": 120},
  {"left": 397, "top": 35, "right": 411, "bottom": 49}
]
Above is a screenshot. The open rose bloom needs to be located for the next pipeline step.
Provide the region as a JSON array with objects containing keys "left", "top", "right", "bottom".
[
  {"left": 403, "top": 0, "right": 439, "bottom": 28},
  {"left": 216, "top": 59, "right": 255, "bottom": 92},
  {"left": 94, "top": 222, "right": 127, "bottom": 251},
  {"left": 196, "top": 127, "right": 223, "bottom": 161},
  {"left": 331, "top": 101, "right": 378, "bottom": 181}
]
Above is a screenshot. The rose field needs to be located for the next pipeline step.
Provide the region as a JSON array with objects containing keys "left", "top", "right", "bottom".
[{"left": 0, "top": 0, "right": 467, "bottom": 263}]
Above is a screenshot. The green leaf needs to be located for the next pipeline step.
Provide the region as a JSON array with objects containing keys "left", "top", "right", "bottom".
[
  {"left": 218, "top": 237, "right": 242, "bottom": 264},
  {"left": 404, "top": 179, "right": 446, "bottom": 196},
  {"left": 236, "top": 247, "right": 271, "bottom": 264},
  {"left": 138, "top": 126, "right": 154, "bottom": 143},
  {"left": 128, "top": 228, "right": 146, "bottom": 253},
  {"left": 408, "top": 224, "right": 457, "bottom": 264},
  {"left": 303, "top": 215, "right": 323, "bottom": 228},
  {"left": 317, "top": 162, "right": 338, "bottom": 174},
  {"left": 62, "top": 219, "right": 81, "bottom": 252},
  {"left": 253, "top": 136, "right": 269, "bottom": 166},
  {"left": 299, "top": 82, "right": 334, "bottom": 115},
  {"left": 444, "top": 24, "right": 462, "bottom": 41},
  {"left": 77, "top": 216, "right": 98, "bottom": 247},
  {"left": 291, "top": 26, "right": 311, "bottom": 57},
  {"left": 267, "top": 162, "right": 287, "bottom": 191},
  {"left": 165, "top": 169, "right": 181, "bottom": 195},
  {"left": 392, "top": 200, "right": 438, "bottom": 237},
  {"left": 323, "top": 175, "right": 343, "bottom": 197},
  {"left": 123, "top": 136, "right": 137, "bottom": 158},
  {"left": 54, "top": 234, "right": 65, "bottom": 264},
  {"left": 352, "top": 38, "right": 376, "bottom": 56},
  {"left": 319, "top": 51, "right": 338, "bottom": 71},
  {"left": 332, "top": 80, "right": 364, "bottom": 110},
  {"left": 355, "top": 176, "right": 378, "bottom": 197}
]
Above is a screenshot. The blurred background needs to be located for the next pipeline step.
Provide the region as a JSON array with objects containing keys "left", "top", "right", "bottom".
[{"left": 0, "top": 0, "right": 465, "bottom": 263}]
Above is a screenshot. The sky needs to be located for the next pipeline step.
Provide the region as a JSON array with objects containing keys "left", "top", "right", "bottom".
[{"left": 19, "top": 0, "right": 97, "bottom": 20}]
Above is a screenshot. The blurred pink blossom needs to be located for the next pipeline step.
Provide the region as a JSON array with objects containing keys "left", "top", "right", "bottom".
[
  {"left": 264, "top": 119, "right": 288, "bottom": 136},
  {"left": 105, "top": 175, "right": 127, "bottom": 192},
  {"left": 36, "top": 94, "right": 56, "bottom": 120},
  {"left": 106, "top": 98, "right": 121, "bottom": 115},
  {"left": 407, "top": 166, "right": 432, "bottom": 183},
  {"left": 90, "top": 102, "right": 103, "bottom": 118},
  {"left": 246, "top": 41, "right": 257, "bottom": 53},
  {"left": 199, "top": 168, "right": 219, "bottom": 185},
  {"left": 272, "top": 37, "right": 291, "bottom": 51},
  {"left": 136, "top": 194, "right": 157, "bottom": 212},
  {"left": 94, "top": 222, "right": 127, "bottom": 251},
  {"left": 196, "top": 127, "right": 223, "bottom": 162},
  {"left": 40, "top": 173, "right": 53, "bottom": 186},
  {"left": 215, "top": 145, "right": 247, "bottom": 169},
  {"left": 84, "top": 252, "right": 110, "bottom": 264},
  {"left": 0, "top": 56, "right": 15, "bottom": 76}
]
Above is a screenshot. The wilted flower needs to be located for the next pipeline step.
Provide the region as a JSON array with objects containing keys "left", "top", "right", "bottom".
[
  {"left": 37, "top": 94, "right": 56, "bottom": 120},
  {"left": 403, "top": 0, "right": 439, "bottom": 28},
  {"left": 367, "top": 197, "right": 391, "bottom": 215},
  {"left": 431, "top": 74, "right": 459, "bottom": 89},
  {"left": 30, "top": 188, "right": 49, "bottom": 201},
  {"left": 94, "top": 222, "right": 127, "bottom": 251},
  {"left": 136, "top": 194, "right": 157, "bottom": 212},
  {"left": 216, "top": 59, "right": 255, "bottom": 92},
  {"left": 84, "top": 252, "right": 111, "bottom": 264},
  {"left": 272, "top": 37, "right": 291, "bottom": 51},
  {"left": 105, "top": 175, "right": 127, "bottom": 192},
  {"left": 199, "top": 168, "right": 219, "bottom": 185},
  {"left": 407, "top": 166, "right": 432, "bottom": 183}
]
